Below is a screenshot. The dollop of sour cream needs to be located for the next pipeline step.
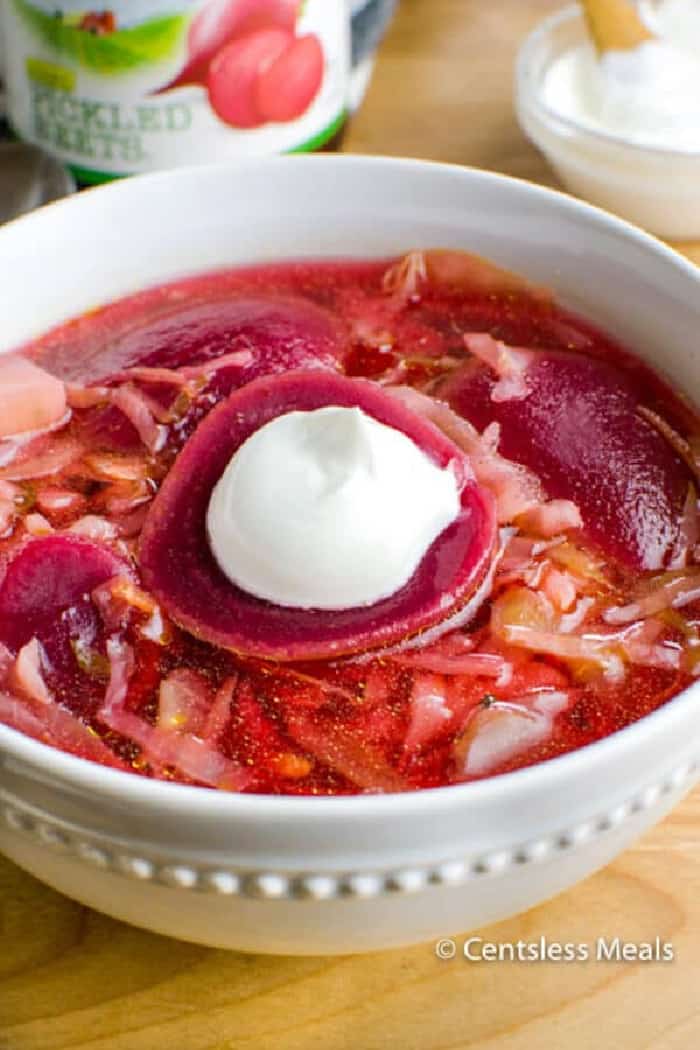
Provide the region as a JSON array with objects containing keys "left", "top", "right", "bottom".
[
  {"left": 648, "top": 0, "right": 700, "bottom": 45},
  {"left": 206, "top": 406, "right": 460, "bottom": 610},
  {"left": 542, "top": 4, "right": 700, "bottom": 151}
]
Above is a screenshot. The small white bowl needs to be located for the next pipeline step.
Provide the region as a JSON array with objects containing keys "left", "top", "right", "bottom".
[
  {"left": 515, "top": 5, "right": 700, "bottom": 240},
  {"left": 1, "top": 156, "right": 700, "bottom": 954}
]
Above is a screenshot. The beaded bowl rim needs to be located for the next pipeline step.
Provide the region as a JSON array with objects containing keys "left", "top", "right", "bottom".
[{"left": 2, "top": 755, "right": 696, "bottom": 900}]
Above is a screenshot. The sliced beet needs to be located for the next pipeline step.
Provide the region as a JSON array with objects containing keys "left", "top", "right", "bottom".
[
  {"left": 0, "top": 535, "right": 130, "bottom": 718},
  {"left": 441, "top": 350, "right": 692, "bottom": 571},
  {"left": 94, "top": 296, "right": 342, "bottom": 386},
  {"left": 139, "top": 370, "right": 497, "bottom": 661},
  {"left": 0, "top": 535, "right": 127, "bottom": 653},
  {"left": 79, "top": 295, "right": 344, "bottom": 451}
]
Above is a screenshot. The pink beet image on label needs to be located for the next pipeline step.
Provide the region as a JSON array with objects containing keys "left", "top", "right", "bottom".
[
  {"left": 207, "top": 28, "right": 324, "bottom": 129},
  {"left": 255, "top": 33, "right": 324, "bottom": 123},
  {"left": 170, "top": 0, "right": 300, "bottom": 88},
  {"left": 207, "top": 28, "right": 293, "bottom": 128}
]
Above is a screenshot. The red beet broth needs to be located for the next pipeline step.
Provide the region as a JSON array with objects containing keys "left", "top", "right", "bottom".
[{"left": 1, "top": 250, "right": 698, "bottom": 796}]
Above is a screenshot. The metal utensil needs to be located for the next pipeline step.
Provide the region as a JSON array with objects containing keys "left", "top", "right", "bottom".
[{"left": 0, "top": 142, "right": 76, "bottom": 223}]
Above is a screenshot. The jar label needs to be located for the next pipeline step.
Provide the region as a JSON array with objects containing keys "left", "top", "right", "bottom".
[{"left": 0, "top": 0, "right": 350, "bottom": 179}]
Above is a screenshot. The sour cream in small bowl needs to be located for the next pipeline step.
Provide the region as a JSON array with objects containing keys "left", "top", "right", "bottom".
[{"left": 515, "top": 2, "right": 700, "bottom": 239}]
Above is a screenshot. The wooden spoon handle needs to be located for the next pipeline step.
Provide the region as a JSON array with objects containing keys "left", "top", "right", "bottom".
[{"left": 581, "top": 0, "right": 655, "bottom": 53}]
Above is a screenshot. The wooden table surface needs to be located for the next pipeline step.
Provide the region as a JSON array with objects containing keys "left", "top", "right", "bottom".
[{"left": 3, "top": 2, "right": 700, "bottom": 1048}]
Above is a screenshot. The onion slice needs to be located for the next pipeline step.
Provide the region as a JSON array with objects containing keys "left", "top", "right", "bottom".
[
  {"left": 285, "top": 707, "right": 409, "bottom": 793},
  {"left": 0, "top": 689, "right": 128, "bottom": 769},
  {"left": 109, "top": 384, "right": 167, "bottom": 455},
  {"left": 604, "top": 573, "right": 700, "bottom": 624},
  {"left": 388, "top": 386, "right": 546, "bottom": 522},
  {"left": 463, "top": 333, "right": 534, "bottom": 403}
]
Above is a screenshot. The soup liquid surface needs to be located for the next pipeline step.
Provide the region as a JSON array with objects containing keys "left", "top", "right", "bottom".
[{"left": 1, "top": 256, "right": 698, "bottom": 794}]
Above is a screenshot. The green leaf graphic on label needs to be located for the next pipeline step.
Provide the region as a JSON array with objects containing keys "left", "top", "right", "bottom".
[
  {"left": 13, "top": 0, "right": 187, "bottom": 74},
  {"left": 26, "top": 56, "right": 76, "bottom": 91}
]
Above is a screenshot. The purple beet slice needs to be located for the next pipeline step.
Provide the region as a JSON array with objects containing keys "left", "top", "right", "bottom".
[
  {"left": 440, "top": 348, "right": 692, "bottom": 571},
  {"left": 0, "top": 535, "right": 128, "bottom": 653},
  {"left": 80, "top": 295, "right": 344, "bottom": 450},
  {"left": 115, "top": 295, "right": 340, "bottom": 376},
  {"left": 48, "top": 295, "right": 344, "bottom": 384},
  {"left": 139, "top": 370, "right": 497, "bottom": 661},
  {"left": 0, "top": 535, "right": 131, "bottom": 719}
]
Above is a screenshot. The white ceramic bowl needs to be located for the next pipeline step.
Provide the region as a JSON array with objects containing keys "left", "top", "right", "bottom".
[
  {"left": 1, "top": 156, "right": 700, "bottom": 955},
  {"left": 515, "top": 5, "right": 700, "bottom": 240}
]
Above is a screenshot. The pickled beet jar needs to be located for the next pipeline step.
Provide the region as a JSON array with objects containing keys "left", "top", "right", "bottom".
[{"left": 0, "top": 0, "right": 350, "bottom": 182}]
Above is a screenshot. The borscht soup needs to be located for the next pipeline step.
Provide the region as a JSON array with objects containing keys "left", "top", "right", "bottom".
[{"left": 1, "top": 250, "right": 698, "bottom": 795}]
